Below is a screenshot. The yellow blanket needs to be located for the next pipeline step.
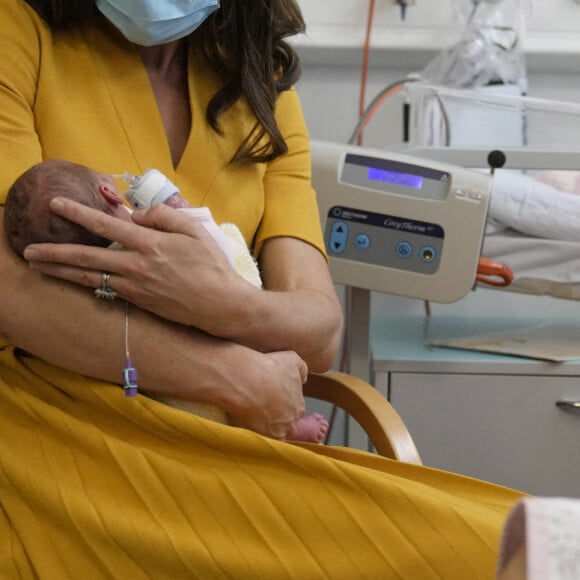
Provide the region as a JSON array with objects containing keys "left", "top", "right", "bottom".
[{"left": 0, "top": 345, "right": 523, "bottom": 579}]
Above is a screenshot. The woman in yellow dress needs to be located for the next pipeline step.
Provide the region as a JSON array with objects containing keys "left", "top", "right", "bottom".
[{"left": 0, "top": 1, "right": 523, "bottom": 577}]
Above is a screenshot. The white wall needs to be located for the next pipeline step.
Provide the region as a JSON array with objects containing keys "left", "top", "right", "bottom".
[{"left": 295, "top": 0, "right": 580, "bottom": 65}]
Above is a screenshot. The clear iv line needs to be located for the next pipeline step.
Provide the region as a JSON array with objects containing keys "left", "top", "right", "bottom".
[{"left": 122, "top": 301, "right": 139, "bottom": 397}]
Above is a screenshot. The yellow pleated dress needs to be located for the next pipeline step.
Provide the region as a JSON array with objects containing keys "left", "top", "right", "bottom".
[{"left": 0, "top": 1, "right": 525, "bottom": 577}]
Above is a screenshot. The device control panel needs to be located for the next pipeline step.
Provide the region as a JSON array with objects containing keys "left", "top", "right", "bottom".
[
  {"left": 311, "top": 140, "right": 491, "bottom": 303},
  {"left": 325, "top": 205, "right": 444, "bottom": 275}
]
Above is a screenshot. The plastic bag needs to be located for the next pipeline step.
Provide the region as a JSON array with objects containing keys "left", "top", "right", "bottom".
[{"left": 419, "top": 0, "right": 530, "bottom": 91}]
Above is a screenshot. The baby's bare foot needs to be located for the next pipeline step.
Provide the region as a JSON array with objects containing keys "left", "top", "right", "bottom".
[{"left": 288, "top": 413, "right": 329, "bottom": 443}]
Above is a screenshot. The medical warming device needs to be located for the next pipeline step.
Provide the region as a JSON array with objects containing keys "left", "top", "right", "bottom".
[{"left": 311, "top": 140, "right": 492, "bottom": 303}]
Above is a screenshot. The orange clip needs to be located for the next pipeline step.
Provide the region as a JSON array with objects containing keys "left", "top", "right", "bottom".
[{"left": 476, "top": 257, "right": 514, "bottom": 287}]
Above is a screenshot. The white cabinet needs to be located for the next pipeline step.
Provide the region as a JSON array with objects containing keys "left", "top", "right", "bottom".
[{"left": 372, "top": 313, "right": 580, "bottom": 497}]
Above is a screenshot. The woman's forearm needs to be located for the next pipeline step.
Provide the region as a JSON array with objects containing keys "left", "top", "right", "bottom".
[
  {"left": 0, "top": 227, "right": 297, "bottom": 429},
  {"left": 1, "top": 254, "right": 223, "bottom": 399},
  {"left": 19, "top": 201, "right": 344, "bottom": 372},
  {"left": 219, "top": 285, "right": 343, "bottom": 373},
  {"left": 217, "top": 237, "right": 344, "bottom": 373}
]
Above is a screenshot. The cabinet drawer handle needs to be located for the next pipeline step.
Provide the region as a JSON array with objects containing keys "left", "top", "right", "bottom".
[{"left": 556, "top": 400, "right": 580, "bottom": 413}]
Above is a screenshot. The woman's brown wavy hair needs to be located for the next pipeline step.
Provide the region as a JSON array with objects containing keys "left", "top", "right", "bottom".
[{"left": 23, "top": 0, "right": 305, "bottom": 163}]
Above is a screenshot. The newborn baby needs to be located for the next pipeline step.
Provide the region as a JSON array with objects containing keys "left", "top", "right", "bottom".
[{"left": 4, "top": 159, "right": 328, "bottom": 444}]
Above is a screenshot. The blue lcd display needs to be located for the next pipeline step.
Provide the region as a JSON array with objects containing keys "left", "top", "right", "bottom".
[{"left": 367, "top": 167, "right": 423, "bottom": 189}]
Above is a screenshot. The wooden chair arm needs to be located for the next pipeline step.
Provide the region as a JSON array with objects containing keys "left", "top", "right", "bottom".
[{"left": 303, "top": 371, "right": 422, "bottom": 465}]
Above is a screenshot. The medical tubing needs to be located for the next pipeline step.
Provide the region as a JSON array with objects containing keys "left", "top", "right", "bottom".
[
  {"left": 357, "top": 0, "right": 375, "bottom": 145},
  {"left": 123, "top": 170, "right": 206, "bottom": 213},
  {"left": 122, "top": 169, "right": 235, "bottom": 266},
  {"left": 122, "top": 169, "right": 180, "bottom": 210},
  {"left": 476, "top": 257, "right": 514, "bottom": 287},
  {"left": 123, "top": 302, "right": 138, "bottom": 397},
  {"left": 347, "top": 78, "right": 420, "bottom": 145}
]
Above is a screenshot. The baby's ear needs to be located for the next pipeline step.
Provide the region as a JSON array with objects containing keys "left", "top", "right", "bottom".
[{"left": 99, "top": 184, "right": 124, "bottom": 206}]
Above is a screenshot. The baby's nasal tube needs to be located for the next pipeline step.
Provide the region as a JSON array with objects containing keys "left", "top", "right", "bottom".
[
  {"left": 117, "top": 169, "right": 236, "bottom": 268},
  {"left": 118, "top": 169, "right": 190, "bottom": 210},
  {"left": 114, "top": 172, "right": 139, "bottom": 187}
]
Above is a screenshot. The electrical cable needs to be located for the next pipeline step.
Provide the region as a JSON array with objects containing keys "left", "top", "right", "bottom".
[{"left": 348, "top": 77, "right": 421, "bottom": 145}]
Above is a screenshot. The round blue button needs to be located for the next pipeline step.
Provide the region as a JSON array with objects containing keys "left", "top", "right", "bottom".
[
  {"left": 354, "top": 233, "right": 371, "bottom": 250},
  {"left": 395, "top": 241, "right": 413, "bottom": 258}
]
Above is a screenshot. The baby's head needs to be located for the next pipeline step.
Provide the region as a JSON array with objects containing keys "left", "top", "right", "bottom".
[{"left": 4, "top": 159, "right": 130, "bottom": 257}]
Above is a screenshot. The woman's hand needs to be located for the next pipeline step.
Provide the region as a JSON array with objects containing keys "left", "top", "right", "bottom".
[
  {"left": 24, "top": 197, "right": 253, "bottom": 331},
  {"left": 227, "top": 350, "right": 308, "bottom": 440}
]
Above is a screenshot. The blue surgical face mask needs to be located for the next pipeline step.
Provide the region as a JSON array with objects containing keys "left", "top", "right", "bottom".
[{"left": 96, "top": 0, "right": 220, "bottom": 47}]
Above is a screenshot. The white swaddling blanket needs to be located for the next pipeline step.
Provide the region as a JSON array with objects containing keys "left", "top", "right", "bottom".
[
  {"left": 487, "top": 170, "right": 580, "bottom": 242},
  {"left": 480, "top": 170, "right": 580, "bottom": 299}
]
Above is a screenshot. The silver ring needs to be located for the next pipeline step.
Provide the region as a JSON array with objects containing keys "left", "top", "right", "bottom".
[{"left": 95, "top": 271, "right": 117, "bottom": 300}]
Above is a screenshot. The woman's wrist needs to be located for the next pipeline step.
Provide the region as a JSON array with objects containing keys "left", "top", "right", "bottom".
[{"left": 206, "top": 345, "right": 307, "bottom": 439}]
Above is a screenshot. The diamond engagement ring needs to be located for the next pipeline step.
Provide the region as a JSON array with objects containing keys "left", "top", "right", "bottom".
[{"left": 94, "top": 272, "right": 117, "bottom": 300}]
